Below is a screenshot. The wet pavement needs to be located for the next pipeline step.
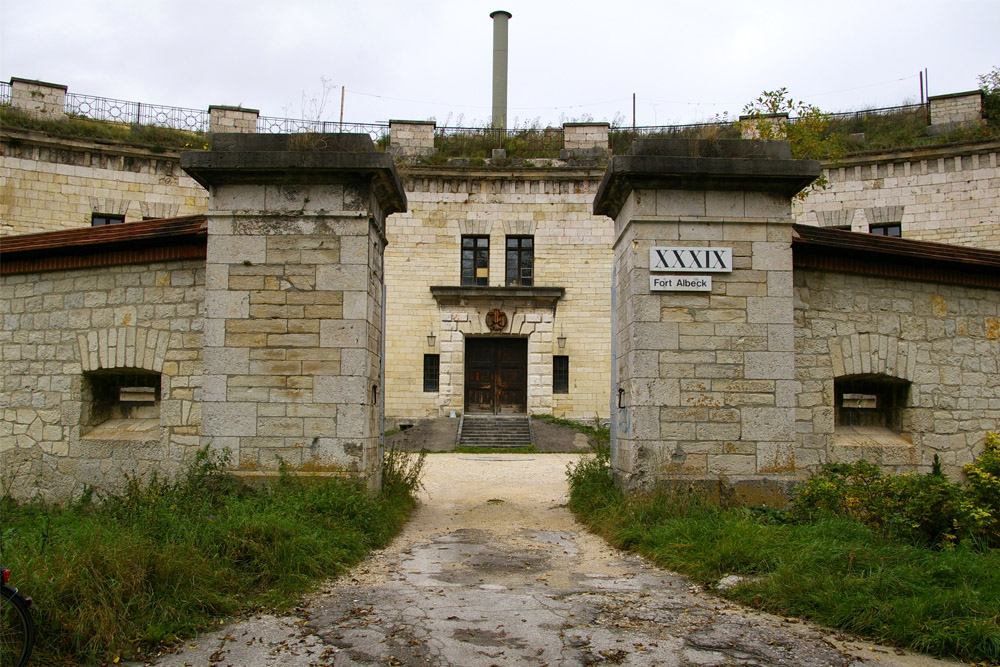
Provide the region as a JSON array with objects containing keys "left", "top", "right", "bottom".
[{"left": 131, "top": 454, "right": 960, "bottom": 667}]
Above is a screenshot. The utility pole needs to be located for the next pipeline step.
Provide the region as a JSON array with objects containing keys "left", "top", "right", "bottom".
[{"left": 340, "top": 86, "right": 345, "bottom": 126}]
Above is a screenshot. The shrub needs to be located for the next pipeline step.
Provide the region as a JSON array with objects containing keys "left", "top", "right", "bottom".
[
  {"left": 965, "top": 431, "right": 1000, "bottom": 541},
  {"left": 792, "top": 442, "right": 998, "bottom": 548}
]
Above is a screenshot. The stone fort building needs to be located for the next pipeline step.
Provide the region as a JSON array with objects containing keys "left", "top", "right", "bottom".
[{"left": 1, "top": 77, "right": 998, "bottom": 501}]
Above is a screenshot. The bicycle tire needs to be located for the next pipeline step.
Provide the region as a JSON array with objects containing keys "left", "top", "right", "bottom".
[{"left": 1, "top": 584, "right": 34, "bottom": 667}]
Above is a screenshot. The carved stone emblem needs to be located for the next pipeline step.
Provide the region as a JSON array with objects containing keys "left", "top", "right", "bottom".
[{"left": 485, "top": 309, "right": 507, "bottom": 332}]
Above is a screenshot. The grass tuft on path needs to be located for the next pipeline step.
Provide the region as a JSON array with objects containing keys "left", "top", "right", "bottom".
[
  {"left": 567, "top": 450, "right": 1000, "bottom": 665},
  {"left": 0, "top": 447, "right": 424, "bottom": 665}
]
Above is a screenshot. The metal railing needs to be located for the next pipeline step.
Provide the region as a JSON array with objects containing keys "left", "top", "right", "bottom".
[
  {"left": 256, "top": 115, "right": 389, "bottom": 141},
  {"left": 609, "top": 121, "right": 740, "bottom": 153},
  {"left": 1, "top": 82, "right": 941, "bottom": 155},
  {"left": 65, "top": 93, "right": 209, "bottom": 132},
  {"left": 434, "top": 125, "right": 565, "bottom": 158},
  {"left": 820, "top": 103, "right": 929, "bottom": 135}
]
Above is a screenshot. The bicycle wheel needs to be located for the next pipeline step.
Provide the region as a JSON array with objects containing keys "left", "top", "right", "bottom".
[{"left": 0, "top": 585, "right": 34, "bottom": 667}]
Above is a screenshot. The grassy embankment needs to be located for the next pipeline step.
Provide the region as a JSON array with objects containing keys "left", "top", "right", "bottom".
[
  {"left": 0, "top": 448, "right": 424, "bottom": 665},
  {"left": 567, "top": 435, "right": 1000, "bottom": 664}
]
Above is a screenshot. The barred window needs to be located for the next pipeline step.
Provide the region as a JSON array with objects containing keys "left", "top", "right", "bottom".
[
  {"left": 869, "top": 223, "right": 901, "bottom": 237},
  {"left": 461, "top": 236, "right": 490, "bottom": 286},
  {"left": 505, "top": 236, "right": 533, "bottom": 286},
  {"left": 92, "top": 213, "right": 125, "bottom": 226},
  {"left": 553, "top": 355, "right": 569, "bottom": 394},
  {"left": 423, "top": 354, "right": 440, "bottom": 392}
]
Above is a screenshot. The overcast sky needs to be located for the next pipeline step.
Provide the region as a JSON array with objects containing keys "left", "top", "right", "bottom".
[{"left": 2, "top": 0, "right": 997, "bottom": 128}]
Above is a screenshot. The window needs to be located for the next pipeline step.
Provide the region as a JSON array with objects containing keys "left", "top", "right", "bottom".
[
  {"left": 80, "top": 369, "right": 161, "bottom": 440},
  {"left": 869, "top": 223, "right": 901, "bottom": 237},
  {"left": 92, "top": 214, "right": 125, "bottom": 226},
  {"left": 505, "top": 236, "right": 533, "bottom": 286},
  {"left": 423, "top": 354, "right": 440, "bottom": 392},
  {"left": 461, "top": 236, "right": 489, "bottom": 286},
  {"left": 553, "top": 355, "right": 569, "bottom": 393},
  {"left": 834, "top": 375, "right": 909, "bottom": 431}
]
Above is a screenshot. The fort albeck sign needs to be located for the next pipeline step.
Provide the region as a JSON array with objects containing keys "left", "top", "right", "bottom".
[{"left": 649, "top": 246, "right": 732, "bottom": 292}]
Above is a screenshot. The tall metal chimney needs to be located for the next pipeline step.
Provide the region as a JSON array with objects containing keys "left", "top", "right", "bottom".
[{"left": 490, "top": 10, "right": 512, "bottom": 129}]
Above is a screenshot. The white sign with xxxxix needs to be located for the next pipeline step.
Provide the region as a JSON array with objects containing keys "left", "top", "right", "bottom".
[{"left": 649, "top": 247, "right": 733, "bottom": 273}]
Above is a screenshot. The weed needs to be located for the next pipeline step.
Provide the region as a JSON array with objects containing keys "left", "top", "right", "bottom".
[
  {"left": 791, "top": 452, "right": 998, "bottom": 548},
  {"left": 566, "top": 438, "right": 1000, "bottom": 664},
  {"left": 1, "top": 104, "right": 209, "bottom": 151},
  {"left": 0, "top": 446, "right": 422, "bottom": 665}
]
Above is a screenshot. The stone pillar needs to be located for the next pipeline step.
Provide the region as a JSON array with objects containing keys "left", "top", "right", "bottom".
[
  {"left": 739, "top": 113, "right": 789, "bottom": 140},
  {"left": 563, "top": 122, "right": 610, "bottom": 152},
  {"left": 182, "top": 134, "right": 406, "bottom": 491},
  {"left": 209, "top": 105, "right": 260, "bottom": 133},
  {"left": 389, "top": 120, "right": 435, "bottom": 158},
  {"left": 929, "top": 91, "right": 984, "bottom": 131},
  {"left": 593, "top": 138, "right": 819, "bottom": 502},
  {"left": 10, "top": 77, "right": 67, "bottom": 119}
]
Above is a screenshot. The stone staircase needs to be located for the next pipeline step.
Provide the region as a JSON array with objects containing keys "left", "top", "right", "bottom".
[{"left": 458, "top": 415, "right": 533, "bottom": 448}]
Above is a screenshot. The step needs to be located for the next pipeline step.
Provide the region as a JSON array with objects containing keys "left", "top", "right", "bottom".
[{"left": 459, "top": 416, "right": 533, "bottom": 448}]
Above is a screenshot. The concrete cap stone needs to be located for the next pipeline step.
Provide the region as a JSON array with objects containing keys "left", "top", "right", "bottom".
[
  {"left": 182, "top": 133, "right": 406, "bottom": 215},
  {"left": 593, "top": 138, "right": 820, "bottom": 218}
]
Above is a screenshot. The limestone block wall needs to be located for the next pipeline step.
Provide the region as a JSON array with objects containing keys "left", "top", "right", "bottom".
[
  {"left": 610, "top": 188, "right": 799, "bottom": 490},
  {"left": 200, "top": 183, "right": 388, "bottom": 484},
  {"left": 9, "top": 78, "right": 67, "bottom": 119},
  {"left": 0, "top": 260, "right": 204, "bottom": 500},
  {"left": 564, "top": 123, "right": 610, "bottom": 151},
  {"left": 389, "top": 121, "right": 435, "bottom": 157},
  {"left": 384, "top": 168, "right": 613, "bottom": 423},
  {"left": 929, "top": 91, "right": 984, "bottom": 128},
  {"left": 1, "top": 132, "right": 209, "bottom": 236},
  {"left": 794, "top": 269, "right": 1000, "bottom": 479},
  {"left": 209, "top": 106, "right": 260, "bottom": 134},
  {"left": 796, "top": 142, "right": 1000, "bottom": 250}
]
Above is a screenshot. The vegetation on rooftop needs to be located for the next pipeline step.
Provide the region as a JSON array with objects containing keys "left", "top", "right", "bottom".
[
  {"left": 3, "top": 65, "right": 998, "bottom": 163},
  {"left": 0, "top": 104, "right": 208, "bottom": 152}
]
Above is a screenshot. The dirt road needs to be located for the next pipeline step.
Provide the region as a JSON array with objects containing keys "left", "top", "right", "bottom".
[{"left": 134, "top": 454, "right": 960, "bottom": 666}]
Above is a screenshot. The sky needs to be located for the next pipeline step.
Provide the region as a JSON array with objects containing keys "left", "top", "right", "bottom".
[{"left": 1, "top": 0, "right": 998, "bottom": 129}]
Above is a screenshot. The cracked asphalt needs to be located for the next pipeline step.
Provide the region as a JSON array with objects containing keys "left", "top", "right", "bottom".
[{"left": 132, "top": 454, "right": 961, "bottom": 667}]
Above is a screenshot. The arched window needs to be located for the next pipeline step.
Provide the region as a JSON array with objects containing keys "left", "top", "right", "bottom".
[
  {"left": 81, "top": 369, "right": 161, "bottom": 437},
  {"left": 834, "top": 374, "right": 910, "bottom": 433}
]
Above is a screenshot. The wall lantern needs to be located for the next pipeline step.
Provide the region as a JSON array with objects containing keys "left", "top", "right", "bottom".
[
  {"left": 557, "top": 327, "right": 566, "bottom": 349},
  {"left": 427, "top": 331, "right": 436, "bottom": 347}
]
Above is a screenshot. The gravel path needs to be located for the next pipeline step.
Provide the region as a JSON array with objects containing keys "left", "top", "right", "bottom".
[{"left": 132, "top": 454, "right": 961, "bottom": 667}]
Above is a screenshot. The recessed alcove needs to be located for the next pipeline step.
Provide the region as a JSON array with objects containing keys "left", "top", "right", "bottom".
[{"left": 81, "top": 369, "right": 161, "bottom": 441}]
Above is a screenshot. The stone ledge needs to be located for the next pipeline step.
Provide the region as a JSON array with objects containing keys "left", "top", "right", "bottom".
[
  {"left": 594, "top": 140, "right": 820, "bottom": 218},
  {"left": 430, "top": 286, "right": 564, "bottom": 307},
  {"left": 181, "top": 133, "right": 407, "bottom": 216}
]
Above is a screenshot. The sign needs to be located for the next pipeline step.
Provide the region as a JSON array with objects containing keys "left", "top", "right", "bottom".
[
  {"left": 650, "top": 247, "right": 732, "bottom": 273},
  {"left": 650, "top": 275, "right": 712, "bottom": 292}
]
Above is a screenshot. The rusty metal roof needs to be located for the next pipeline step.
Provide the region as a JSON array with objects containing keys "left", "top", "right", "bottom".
[
  {"left": 1, "top": 215, "right": 207, "bottom": 256},
  {"left": 792, "top": 224, "right": 1000, "bottom": 288},
  {"left": 1, "top": 216, "right": 208, "bottom": 275}
]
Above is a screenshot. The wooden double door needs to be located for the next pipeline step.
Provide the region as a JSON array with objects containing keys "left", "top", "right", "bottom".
[{"left": 464, "top": 338, "right": 527, "bottom": 414}]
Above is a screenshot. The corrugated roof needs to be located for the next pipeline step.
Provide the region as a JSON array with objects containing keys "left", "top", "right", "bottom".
[{"left": 0, "top": 215, "right": 207, "bottom": 257}]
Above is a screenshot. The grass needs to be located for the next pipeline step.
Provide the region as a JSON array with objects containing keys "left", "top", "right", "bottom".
[
  {"left": 0, "top": 447, "right": 424, "bottom": 665},
  {"left": 432, "top": 126, "right": 564, "bottom": 160},
  {"left": 1, "top": 104, "right": 208, "bottom": 152},
  {"left": 566, "top": 453, "right": 1000, "bottom": 664}
]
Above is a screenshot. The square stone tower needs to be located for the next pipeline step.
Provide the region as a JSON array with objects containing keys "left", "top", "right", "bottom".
[
  {"left": 183, "top": 134, "right": 406, "bottom": 490},
  {"left": 594, "top": 139, "right": 819, "bottom": 501}
]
